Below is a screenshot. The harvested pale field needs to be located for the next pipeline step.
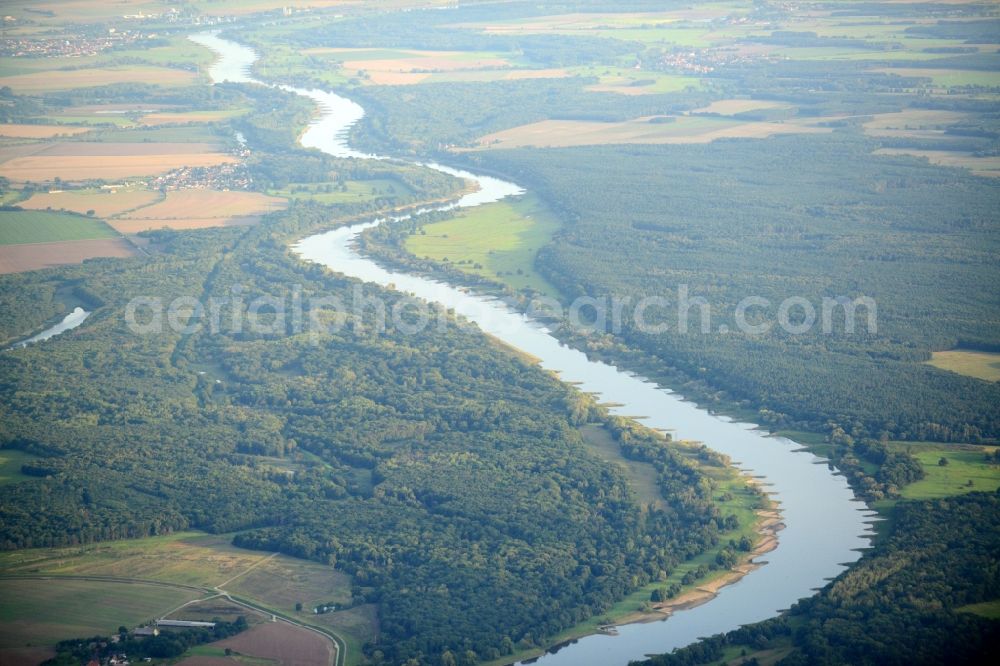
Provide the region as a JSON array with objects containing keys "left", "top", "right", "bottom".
[
  {"left": 691, "top": 99, "right": 792, "bottom": 115},
  {"left": 862, "top": 110, "right": 972, "bottom": 141},
  {"left": 140, "top": 109, "right": 248, "bottom": 125},
  {"left": 1, "top": 142, "right": 223, "bottom": 157},
  {"left": 110, "top": 189, "right": 286, "bottom": 232},
  {"left": 195, "top": 0, "right": 350, "bottom": 16},
  {"left": 110, "top": 216, "right": 261, "bottom": 233},
  {"left": 0, "top": 124, "right": 90, "bottom": 139},
  {"left": 0, "top": 142, "right": 236, "bottom": 182},
  {"left": 366, "top": 71, "right": 431, "bottom": 85},
  {"left": 211, "top": 622, "right": 334, "bottom": 666},
  {"left": 455, "top": 12, "right": 680, "bottom": 34},
  {"left": 21, "top": 189, "right": 162, "bottom": 218},
  {"left": 428, "top": 68, "right": 570, "bottom": 83},
  {"left": 927, "top": 350, "right": 1000, "bottom": 382},
  {"left": 0, "top": 238, "right": 136, "bottom": 273},
  {"left": 586, "top": 82, "right": 668, "bottom": 95},
  {"left": 67, "top": 104, "right": 175, "bottom": 113},
  {"left": 0, "top": 154, "right": 237, "bottom": 182},
  {"left": 874, "top": 148, "right": 1000, "bottom": 177},
  {"left": 471, "top": 116, "right": 831, "bottom": 149},
  {"left": 308, "top": 47, "right": 517, "bottom": 85},
  {"left": 0, "top": 67, "right": 197, "bottom": 94},
  {"left": 342, "top": 54, "right": 509, "bottom": 72}
]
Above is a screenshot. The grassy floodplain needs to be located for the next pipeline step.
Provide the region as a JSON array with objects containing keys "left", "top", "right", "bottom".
[{"left": 405, "top": 194, "right": 561, "bottom": 296}]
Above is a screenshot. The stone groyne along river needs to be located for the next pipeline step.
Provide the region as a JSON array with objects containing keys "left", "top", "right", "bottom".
[{"left": 192, "top": 31, "right": 876, "bottom": 666}]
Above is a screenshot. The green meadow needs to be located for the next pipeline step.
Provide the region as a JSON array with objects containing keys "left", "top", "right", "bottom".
[
  {"left": 405, "top": 194, "right": 561, "bottom": 296},
  {"left": 0, "top": 450, "right": 40, "bottom": 486},
  {"left": 268, "top": 179, "right": 412, "bottom": 204},
  {"left": 0, "top": 210, "right": 117, "bottom": 245},
  {"left": 898, "top": 445, "right": 1000, "bottom": 500},
  {"left": 0, "top": 578, "right": 200, "bottom": 650}
]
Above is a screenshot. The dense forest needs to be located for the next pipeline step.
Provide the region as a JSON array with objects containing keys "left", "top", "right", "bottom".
[
  {"left": 0, "top": 89, "right": 738, "bottom": 661},
  {"left": 462, "top": 136, "right": 1000, "bottom": 442}
]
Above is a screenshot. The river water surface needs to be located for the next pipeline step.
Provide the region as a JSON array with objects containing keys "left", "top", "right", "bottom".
[{"left": 192, "top": 31, "right": 875, "bottom": 666}]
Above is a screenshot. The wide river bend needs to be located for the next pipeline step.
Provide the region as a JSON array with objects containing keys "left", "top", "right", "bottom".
[{"left": 192, "top": 31, "right": 875, "bottom": 666}]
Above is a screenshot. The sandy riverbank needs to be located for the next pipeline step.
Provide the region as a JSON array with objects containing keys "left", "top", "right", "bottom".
[{"left": 610, "top": 507, "right": 785, "bottom": 629}]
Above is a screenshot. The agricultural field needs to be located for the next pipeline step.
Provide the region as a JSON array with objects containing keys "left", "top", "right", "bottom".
[
  {"left": 40, "top": 103, "right": 178, "bottom": 129},
  {"left": 574, "top": 66, "right": 701, "bottom": 95},
  {"left": 0, "top": 532, "right": 272, "bottom": 588},
  {"left": 308, "top": 603, "right": 379, "bottom": 665},
  {"left": 0, "top": 66, "right": 198, "bottom": 94},
  {"left": 452, "top": 7, "right": 751, "bottom": 45},
  {"left": 21, "top": 188, "right": 162, "bottom": 219},
  {"left": 0, "top": 209, "right": 117, "bottom": 245},
  {"left": 0, "top": 531, "right": 356, "bottom": 659},
  {"left": 864, "top": 109, "right": 1000, "bottom": 177},
  {"left": 268, "top": 179, "right": 412, "bottom": 205},
  {"left": 0, "top": 124, "right": 90, "bottom": 139},
  {"left": 872, "top": 67, "right": 1000, "bottom": 88},
  {"left": 111, "top": 189, "right": 286, "bottom": 233},
  {"left": 895, "top": 444, "right": 1000, "bottom": 500},
  {"left": 874, "top": 148, "right": 1000, "bottom": 178},
  {"left": 691, "top": 99, "right": 793, "bottom": 115},
  {"left": 299, "top": 47, "right": 568, "bottom": 86},
  {"left": 227, "top": 557, "right": 352, "bottom": 615},
  {"left": 198, "top": 621, "right": 335, "bottom": 666},
  {"left": 0, "top": 238, "right": 136, "bottom": 274},
  {"left": 471, "top": 114, "right": 831, "bottom": 150},
  {"left": 0, "top": 578, "right": 201, "bottom": 662},
  {"left": 405, "top": 194, "right": 560, "bottom": 296},
  {"left": 927, "top": 349, "right": 1000, "bottom": 382},
  {"left": 0, "top": 142, "right": 237, "bottom": 182},
  {"left": 862, "top": 110, "right": 970, "bottom": 139},
  {"left": 140, "top": 108, "right": 251, "bottom": 126}
]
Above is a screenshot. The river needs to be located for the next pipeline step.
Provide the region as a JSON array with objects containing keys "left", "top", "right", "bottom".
[{"left": 192, "top": 31, "right": 875, "bottom": 666}]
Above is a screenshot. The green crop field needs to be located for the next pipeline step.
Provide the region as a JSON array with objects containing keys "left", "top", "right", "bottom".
[
  {"left": 86, "top": 125, "right": 223, "bottom": 143},
  {"left": 0, "top": 578, "right": 200, "bottom": 649},
  {"left": 0, "top": 210, "right": 117, "bottom": 245},
  {"left": 405, "top": 194, "right": 560, "bottom": 296},
  {"left": 268, "top": 179, "right": 412, "bottom": 204},
  {"left": 897, "top": 444, "right": 1000, "bottom": 500}
]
